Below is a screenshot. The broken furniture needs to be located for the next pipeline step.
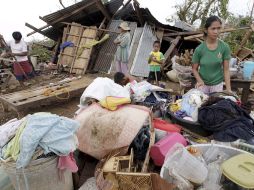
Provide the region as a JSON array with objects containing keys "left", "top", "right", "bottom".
[
  {"left": 57, "top": 22, "right": 98, "bottom": 74},
  {"left": 0, "top": 76, "right": 95, "bottom": 117},
  {"left": 231, "top": 78, "right": 254, "bottom": 104}
]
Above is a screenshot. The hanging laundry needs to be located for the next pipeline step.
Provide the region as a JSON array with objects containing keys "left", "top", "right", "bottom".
[{"left": 77, "top": 34, "right": 110, "bottom": 57}]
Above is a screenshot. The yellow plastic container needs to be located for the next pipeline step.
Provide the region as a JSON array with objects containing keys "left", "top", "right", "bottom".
[{"left": 222, "top": 153, "right": 254, "bottom": 189}]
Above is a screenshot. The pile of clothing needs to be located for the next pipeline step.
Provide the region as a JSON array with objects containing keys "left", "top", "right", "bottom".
[
  {"left": 198, "top": 98, "right": 254, "bottom": 142},
  {"left": 0, "top": 113, "right": 79, "bottom": 172},
  {"left": 170, "top": 89, "right": 208, "bottom": 122}
]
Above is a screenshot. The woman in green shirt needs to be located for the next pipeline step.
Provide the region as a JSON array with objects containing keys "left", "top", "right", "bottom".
[{"left": 192, "top": 16, "right": 231, "bottom": 94}]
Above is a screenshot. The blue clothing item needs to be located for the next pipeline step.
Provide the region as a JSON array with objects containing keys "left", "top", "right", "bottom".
[
  {"left": 60, "top": 41, "right": 74, "bottom": 51},
  {"left": 174, "top": 110, "right": 188, "bottom": 118},
  {"left": 17, "top": 113, "right": 79, "bottom": 169}
]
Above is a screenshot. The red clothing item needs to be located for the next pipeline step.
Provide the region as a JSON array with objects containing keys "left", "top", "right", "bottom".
[{"left": 58, "top": 152, "right": 78, "bottom": 172}]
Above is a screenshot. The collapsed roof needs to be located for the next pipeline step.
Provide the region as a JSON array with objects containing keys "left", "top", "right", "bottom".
[{"left": 26, "top": 0, "right": 184, "bottom": 41}]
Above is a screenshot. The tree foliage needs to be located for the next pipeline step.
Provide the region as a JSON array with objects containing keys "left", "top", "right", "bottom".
[
  {"left": 169, "top": 0, "right": 229, "bottom": 27},
  {"left": 223, "top": 15, "right": 254, "bottom": 53},
  {"left": 29, "top": 39, "right": 55, "bottom": 62}
]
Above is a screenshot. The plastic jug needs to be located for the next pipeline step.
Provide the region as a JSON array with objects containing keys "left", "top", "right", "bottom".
[{"left": 243, "top": 61, "right": 254, "bottom": 80}]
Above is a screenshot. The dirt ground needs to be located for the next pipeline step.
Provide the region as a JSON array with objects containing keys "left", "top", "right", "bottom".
[
  {"left": 1, "top": 72, "right": 253, "bottom": 125},
  {"left": 0, "top": 72, "right": 115, "bottom": 124}
]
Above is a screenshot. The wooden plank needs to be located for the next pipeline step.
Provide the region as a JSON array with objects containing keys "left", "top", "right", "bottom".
[
  {"left": 184, "top": 27, "right": 250, "bottom": 40},
  {"left": 27, "top": 1, "right": 96, "bottom": 36},
  {"left": 70, "top": 26, "right": 84, "bottom": 73},
  {"left": 25, "top": 23, "right": 50, "bottom": 38},
  {"left": 133, "top": 0, "right": 144, "bottom": 26},
  {"left": 164, "top": 30, "right": 202, "bottom": 37},
  {"left": 141, "top": 116, "right": 155, "bottom": 173},
  {"left": 162, "top": 36, "right": 181, "bottom": 68}
]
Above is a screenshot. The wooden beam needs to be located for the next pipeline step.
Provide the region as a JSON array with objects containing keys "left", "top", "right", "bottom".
[
  {"left": 133, "top": 0, "right": 144, "bottom": 26},
  {"left": 164, "top": 30, "right": 202, "bottom": 37},
  {"left": 95, "top": 0, "right": 111, "bottom": 21},
  {"left": 27, "top": 1, "right": 96, "bottom": 36},
  {"left": 25, "top": 23, "right": 51, "bottom": 38},
  {"left": 162, "top": 36, "right": 181, "bottom": 68},
  {"left": 61, "top": 22, "right": 120, "bottom": 34},
  {"left": 99, "top": 17, "right": 107, "bottom": 29},
  {"left": 184, "top": 26, "right": 250, "bottom": 40},
  {"left": 235, "top": 24, "right": 254, "bottom": 56}
]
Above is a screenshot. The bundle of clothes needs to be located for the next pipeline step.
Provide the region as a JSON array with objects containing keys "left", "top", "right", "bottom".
[
  {"left": 0, "top": 113, "right": 79, "bottom": 172},
  {"left": 170, "top": 89, "right": 254, "bottom": 142},
  {"left": 79, "top": 77, "right": 172, "bottom": 117}
]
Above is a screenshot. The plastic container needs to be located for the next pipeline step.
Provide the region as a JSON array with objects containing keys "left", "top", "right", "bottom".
[
  {"left": 161, "top": 144, "right": 208, "bottom": 184},
  {"left": 222, "top": 154, "right": 254, "bottom": 189},
  {"left": 243, "top": 61, "right": 254, "bottom": 80},
  {"left": 150, "top": 133, "right": 187, "bottom": 166},
  {"left": 1, "top": 156, "right": 73, "bottom": 190},
  {"left": 160, "top": 144, "right": 251, "bottom": 186}
]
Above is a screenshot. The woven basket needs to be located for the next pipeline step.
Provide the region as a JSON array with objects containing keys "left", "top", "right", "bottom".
[{"left": 1, "top": 156, "right": 73, "bottom": 190}]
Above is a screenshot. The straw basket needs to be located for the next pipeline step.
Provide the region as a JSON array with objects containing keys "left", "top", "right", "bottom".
[
  {"left": 93, "top": 116, "right": 174, "bottom": 190},
  {"left": 1, "top": 156, "right": 73, "bottom": 190}
]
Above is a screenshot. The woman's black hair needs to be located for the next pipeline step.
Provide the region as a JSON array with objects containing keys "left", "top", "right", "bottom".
[
  {"left": 12, "top": 31, "right": 22, "bottom": 41},
  {"left": 114, "top": 72, "right": 125, "bottom": 85},
  {"left": 204, "top": 16, "right": 222, "bottom": 36}
]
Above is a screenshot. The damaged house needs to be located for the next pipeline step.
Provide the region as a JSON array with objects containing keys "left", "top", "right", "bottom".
[{"left": 25, "top": 0, "right": 200, "bottom": 77}]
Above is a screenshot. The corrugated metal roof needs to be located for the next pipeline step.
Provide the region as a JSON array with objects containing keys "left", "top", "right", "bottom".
[
  {"left": 40, "top": 0, "right": 124, "bottom": 40},
  {"left": 93, "top": 20, "right": 137, "bottom": 73},
  {"left": 128, "top": 27, "right": 143, "bottom": 71},
  {"left": 130, "top": 23, "right": 157, "bottom": 77},
  {"left": 114, "top": 6, "right": 183, "bottom": 32}
]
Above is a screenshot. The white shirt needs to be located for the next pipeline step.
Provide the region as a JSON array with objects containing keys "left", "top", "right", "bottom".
[{"left": 7, "top": 40, "right": 28, "bottom": 62}]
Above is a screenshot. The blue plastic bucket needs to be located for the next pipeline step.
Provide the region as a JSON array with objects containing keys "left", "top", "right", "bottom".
[{"left": 243, "top": 61, "right": 254, "bottom": 80}]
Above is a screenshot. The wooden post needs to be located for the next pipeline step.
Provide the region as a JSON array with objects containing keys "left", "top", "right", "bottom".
[
  {"left": 95, "top": 0, "right": 111, "bottom": 21},
  {"left": 162, "top": 36, "right": 181, "bottom": 69},
  {"left": 133, "top": 0, "right": 144, "bottom": 26}
]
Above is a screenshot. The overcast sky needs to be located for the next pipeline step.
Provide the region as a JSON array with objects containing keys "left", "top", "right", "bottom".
[{"left": 0, "top": 0, "right": 252, "bottom": 41}]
